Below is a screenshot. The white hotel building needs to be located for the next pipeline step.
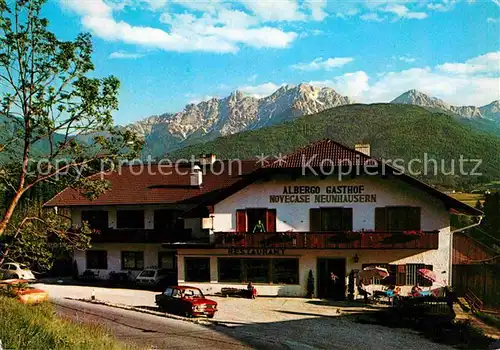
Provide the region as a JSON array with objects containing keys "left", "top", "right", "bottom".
[{"left": 46, "top": 139, "right": 482, "bottom": 299}]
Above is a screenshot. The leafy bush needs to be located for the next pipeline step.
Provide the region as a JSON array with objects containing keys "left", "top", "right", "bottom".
[
  {"left": 0, "top": 296, "right": 126, "bottom": 349},
  {"left": 307, "top": 269, "right": 314, "bottom": 298}
]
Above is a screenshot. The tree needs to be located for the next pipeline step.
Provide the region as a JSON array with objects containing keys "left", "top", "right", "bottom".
[
  {"left": 307, "top": 269, "right": 314, "bottom": 298},
  {"left": 0, "top": 0, "right": 142, "bottom": 242}
]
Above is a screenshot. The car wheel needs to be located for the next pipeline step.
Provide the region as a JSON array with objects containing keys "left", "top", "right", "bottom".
[
  {"left": 184, "top": 312, "right": 192, "bottom": 318},
  {"left": 207, "top": 314, "right": 215, "bottom": 319},
  {"left": 12, "top": 274, "right": 19, "bottom": 279}
]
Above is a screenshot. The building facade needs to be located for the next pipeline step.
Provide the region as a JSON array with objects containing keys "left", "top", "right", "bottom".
[{"left": 45, "top": 140, "right": 481, "bottom": 299}]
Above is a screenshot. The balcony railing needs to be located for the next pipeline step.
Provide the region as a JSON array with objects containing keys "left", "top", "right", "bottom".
[
  {"left": 88, "top": 228, "right": 193, "bottom": 244},
  {"left": 213, "top": 231, "right": 439, "bottom": 250}
]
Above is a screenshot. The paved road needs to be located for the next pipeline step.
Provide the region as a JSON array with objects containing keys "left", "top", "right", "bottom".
[{"left": 53, "top": 299, "right": 252, "bottom": 350}]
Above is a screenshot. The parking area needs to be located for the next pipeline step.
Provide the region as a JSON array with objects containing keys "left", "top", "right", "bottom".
[
  {"left": 34, "top": 282, "right": 374, "bottom": 324},
  {"left": 33, "top": 282, "right": 458, "bottom": 349}
]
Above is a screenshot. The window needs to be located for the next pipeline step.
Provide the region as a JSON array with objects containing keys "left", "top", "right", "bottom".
[
  {"left": 272, "top": 259, "right": 299, "bottom": 284},
  {"left": 185, "top": 258, "right": 210, "bottom": 282},
  {"left": 172, "top": 288, "right": 182, "bottom": 298},
  {"left": 218, "top": 258, "right": 242, "bottom": 282},
  {"left": 116, "top": 210, "right": 144, "bottom": 229},
  {"left": 375, "top": 207, "right": 421, "bottom": 231},
  {"left": 86, "top": 250, "right": 107, "bottom": 269},
  {"left": 138, "top": 270, "right": 155, "bottom": 278},
  {"left": 246, "top": 259, "right": 270, "bottom": 283},
  {"left": 121, "top": 251, "right": 144, "bottom": 270},
  {"left": 310, "top": 208, "right": 353, "bottom": 231},
  {"left": 406, "top": 263, "right": 433, "bottom": 286},
  {"left": 360, "top": 263, "right": 433, "bottom": 286},
  {"left": 154, "top": 210, "right": 183, "bottom": 231},
  {"left": 163, "top": 287, "right": 173, "bottom": 296},
  {"left": 81, "top": 211, "right": 108, "bottom": 230},
  {"left": 217, "top": 258, "right": 299, "bottom": 284},
  {"left": 158, "top": 252, "right": 176, "bottom": 270},
  {"left": 236, "top": 208, "right": 276, "bottom": 232}
]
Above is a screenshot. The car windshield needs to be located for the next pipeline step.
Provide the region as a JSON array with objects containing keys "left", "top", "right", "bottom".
[
  {"left": 183, "top": 288, "right": 203, "bottom": 298},
  {"left": 139, "top": 270, "right": 155, "bottom": 278},
  {"left": 19, "top": 264, "right": 29, "bottom": 270}
]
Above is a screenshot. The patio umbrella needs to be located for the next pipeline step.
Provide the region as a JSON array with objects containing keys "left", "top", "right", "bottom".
[
  {"left": 358, "top": 266, "right": 389, "bottom": 280},
  {"left": 417, "top": 268, "right": 436, "bottom": 282}
]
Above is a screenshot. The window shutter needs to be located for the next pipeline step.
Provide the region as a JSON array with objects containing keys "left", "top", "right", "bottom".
[
  {"left": 410, "top": 207, "right": 421, "bottom": 230},
  {"left": 342, "top": 208, "right": 353, "bottom": 231},
  {"left": 236, "top": 210, "right": 247, "bottom": 232},
  {"left": 266, "top": 209, "right": 277, "bottom": 232},
  {"left": 375, "top": 207, "right": 387, "bottom": 231},
  {"left": 396, "top": 264, "right": 406, "bottom": 285},
  {"left": 310, "top": 208, "right": 321, "bottom": 231}
]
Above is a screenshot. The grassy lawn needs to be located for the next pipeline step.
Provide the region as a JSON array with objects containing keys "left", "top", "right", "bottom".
[
  {"left": 0, "top": 296, "right": 127, "bottom": 350},
  {"left": 450, "top": 193, "right": 485, "bottom": 207}
]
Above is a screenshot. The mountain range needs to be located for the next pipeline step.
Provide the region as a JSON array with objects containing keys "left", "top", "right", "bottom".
[{"left": 126, "top": 84, "right": 499, "bottom": 157}]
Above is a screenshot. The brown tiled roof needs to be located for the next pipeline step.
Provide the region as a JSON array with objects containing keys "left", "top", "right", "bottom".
[
  {"left": 45, "top": 139, "right": 483, "bottom": 216},
  {"left": 45, "top": 160, "right": 259, "bottom": 207},
  {"left": 266, "top": 139, "right": 376, "bottom": 168}
]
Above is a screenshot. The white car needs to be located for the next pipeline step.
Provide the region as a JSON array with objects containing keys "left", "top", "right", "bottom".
[
  {"left": 0, "top": 262, "right": 36, "bottom": 280},
  {"left": 135, "top": 268, "right": 175, "bottom": 288}
]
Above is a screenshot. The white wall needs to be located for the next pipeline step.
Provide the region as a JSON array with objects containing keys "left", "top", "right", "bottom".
[
  {"left": 177, "top": 248, "right": 449, "bottom": 297},
  {"left": 188, "top": 174, "right": 453, "bottom": 296},
  {"left": 74, "top": 243, "right": 175, "bottom": 279},
  {"left": 213, "top": 175, "right": 448, "bottom": 233}
]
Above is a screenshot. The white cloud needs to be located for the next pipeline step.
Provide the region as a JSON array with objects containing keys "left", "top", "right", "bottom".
[
  {"left": 291, "top": 57, "right": 354, "bottom": 71},
  {"left": 108, "top": 51, "right": 145, "bottom": 59},
  {"left": 238, "top": 0, "right": 306, "bottom": 21},
  {"left": 436, "top": 52, "right": 500, "bottom": 75},
  {"left": 360, "top": 13, "right": 385, "bottom": 22},
  {"left": 383, "top": 4, "right": 428, "bottom": 19},
  {"left": 310, "top": 71, "right": 370, "bottom": 99},
  {"left": 339, "top": 52, "right": 500, "bottom": 105},
  {"left": 363, "top": 67, "right": 499, "bottom": 105},
  {"left": 305, "top": 0, "right": 328, "bottom": 21},
  {"left": 397, "top": 55, "right": 417, "bottom": 63},
  {"left": 493, "top": 0, "right": 500, "bottom": 6},
  {"left": 238, "top": 83, "right": 286, "bottom": 98},
  {"left": 60, "top": 0, "right": 297, "bottom": 53},
  {"left": 487, "top": 17, "right": 498, "bottom": 23},
  {"left": 143, "top": 0, "right": 168, "bottom": 11}
]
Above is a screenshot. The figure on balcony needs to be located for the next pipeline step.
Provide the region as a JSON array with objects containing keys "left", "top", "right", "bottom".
[{"left": 252, "top": 220, "right": 266, "bottom": 233}]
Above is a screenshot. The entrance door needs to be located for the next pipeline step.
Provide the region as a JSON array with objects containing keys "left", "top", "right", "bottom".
[{"left": 317, "top": 258, "right": 346, "bottom": 300}]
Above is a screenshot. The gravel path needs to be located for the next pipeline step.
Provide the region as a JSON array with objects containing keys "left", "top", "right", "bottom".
[{"left": 40, "top": 283, "right": 453, "bottom": 349}]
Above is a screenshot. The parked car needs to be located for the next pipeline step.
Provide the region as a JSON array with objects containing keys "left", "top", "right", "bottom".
[
  {"left": 135, "top": 268, "right": 176, "bottom": 289},
  {"left": 155, "top": 286, "right": 217, "bottom": 318},
  {"left": 0, "top": 262, "right": 36, "bottom": 280}
]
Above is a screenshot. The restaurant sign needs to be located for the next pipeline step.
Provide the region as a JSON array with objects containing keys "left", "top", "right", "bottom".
[
  {"left": 269, "top": 185, "right": 377, "bottom": 204},
  {"left": 228, "top": 247, "right": 286, "bottom": 256}
]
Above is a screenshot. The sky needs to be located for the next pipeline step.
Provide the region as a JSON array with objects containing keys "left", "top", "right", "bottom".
[{"left": 45, "top": 0, "right": 500, "bottom": 125}]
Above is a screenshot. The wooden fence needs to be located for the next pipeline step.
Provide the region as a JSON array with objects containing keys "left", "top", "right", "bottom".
[{"left": 453, "top": 264, "right": 500, "bottom": 310}]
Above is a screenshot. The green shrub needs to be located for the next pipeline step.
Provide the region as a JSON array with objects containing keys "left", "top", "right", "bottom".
[{"left": 0, "top": 296, "right": 126, "bottom": 349}]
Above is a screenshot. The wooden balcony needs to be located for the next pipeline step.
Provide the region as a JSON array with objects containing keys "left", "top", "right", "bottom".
[
  {"left": 89, "top": 228, "right": 193, "bottom": 244},
  {"left": 213, "top": 231, "right": 439, "bottom": 250}
]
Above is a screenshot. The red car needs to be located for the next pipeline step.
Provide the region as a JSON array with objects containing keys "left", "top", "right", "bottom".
[{"left": 155, "top": 286, "right": 217, "bottom": 318}]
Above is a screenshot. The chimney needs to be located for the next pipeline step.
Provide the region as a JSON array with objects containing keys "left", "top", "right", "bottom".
[
  {"left": 355, "top": 144, "right": 371, "bottom": 156},
  {"left": 199, "top": 153, "right": 216, "bottom": 165},
  {"left": 190, "top": 165, "right": 203, "bottom": 186}
]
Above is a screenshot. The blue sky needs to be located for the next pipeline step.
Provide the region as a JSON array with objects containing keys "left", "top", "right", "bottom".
[{"left": 46, "top": 0, "right": 499, "bottom": 125}]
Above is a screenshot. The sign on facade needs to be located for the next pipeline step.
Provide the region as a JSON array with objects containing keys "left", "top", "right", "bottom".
[
  {"left": 269, "top": 185, "right": 377, "bottom": 204},
  {"left": 228, "top": 247, "right": 286, "bottom": 256}
]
